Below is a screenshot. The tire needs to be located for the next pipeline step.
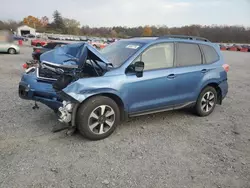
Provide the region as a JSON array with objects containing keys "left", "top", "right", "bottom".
[
  {"left": 8, "top": 48, "right": 16, "bottom": 54},
  {"left": 76, "top": 96, "right": 120, "bottom": 140},
  {"left": 194, "top": 86, "right": 217, "bottom": 117}
]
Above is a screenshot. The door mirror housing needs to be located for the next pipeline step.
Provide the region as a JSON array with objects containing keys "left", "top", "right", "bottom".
[{"left": 133, "top": 61, "right": 144, "bottom": 77}]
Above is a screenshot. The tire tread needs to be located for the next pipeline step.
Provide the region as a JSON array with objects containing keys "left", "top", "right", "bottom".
[
  {"left": 76, "top": 96, "right": 120, "bottom": 140},
  {"left": 195, "top": 86, "right": 217, "bottom": 117}
]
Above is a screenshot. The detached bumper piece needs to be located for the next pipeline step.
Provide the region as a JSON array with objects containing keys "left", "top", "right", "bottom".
[
  {"left": 57, "top": 101, "right": 79, "bottom": 135},
  {"left": 58, "top": 101, "right": 74, "bottom": 123}
]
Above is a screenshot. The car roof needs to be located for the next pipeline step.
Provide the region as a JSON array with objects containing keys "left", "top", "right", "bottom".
[
  {"left": 120, "top": 36, "right": 221, "bottom": 50},
  {"left": 122, "top": 35, "right": 212, "bottom": 45},
  {"left": 122, "top": 37, "right": 158, "bottom": 44}
]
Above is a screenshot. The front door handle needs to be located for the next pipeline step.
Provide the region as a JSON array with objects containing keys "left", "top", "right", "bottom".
[
  {"left": 201, "top": 69, "right": 208, "bottom": 73},
  {"left": 167, "top": 74, "right": 176, "bottom": 79}
]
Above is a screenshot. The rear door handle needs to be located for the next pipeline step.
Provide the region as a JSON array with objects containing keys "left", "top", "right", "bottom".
[
  {"left": 201, "top": 69, "right": 208, "bottom": 73},
  {"left": 167, "top": 74, "right": 176, "bottom": 79}
]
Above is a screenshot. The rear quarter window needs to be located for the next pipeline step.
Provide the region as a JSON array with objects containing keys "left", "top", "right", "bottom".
[{"left": 200, "top": 44, "right": 220, "bottom": 64}]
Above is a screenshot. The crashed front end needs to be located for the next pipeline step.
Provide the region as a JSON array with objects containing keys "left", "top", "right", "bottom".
[
  {"left": 24, "top": 44, "right": 111, "bottom": 134},
  {"left": 18, "top": 42, "right": 111, "bottom": 115}
]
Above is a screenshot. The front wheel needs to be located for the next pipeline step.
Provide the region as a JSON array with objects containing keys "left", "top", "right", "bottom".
[
  {"left": 194, "top": 86, "right": 217, "bottom": 117},
  {"left": 8, "top": 48, "right": 16, "bottom": 54},
  {"left": 76, "top": 96, "right": 120, "bottom": 140}
]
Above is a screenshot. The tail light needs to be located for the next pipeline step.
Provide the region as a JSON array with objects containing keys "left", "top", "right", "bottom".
[
  {"left": 222, "top": 64, "right": 229, "bottom": 72},
  {"left": 35, "top": 49, "right": 41, "bottom": 53},
  {"left": 22, "top": 63, "right": 28, "bottom": 69}
]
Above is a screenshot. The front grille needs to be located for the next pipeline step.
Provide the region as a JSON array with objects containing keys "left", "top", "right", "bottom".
[
  {"left": 37, "top": 61, "right": 78, "bottom": 81},
  {"left": 37, "top": 67, "right": 61, "bottom": 80}
]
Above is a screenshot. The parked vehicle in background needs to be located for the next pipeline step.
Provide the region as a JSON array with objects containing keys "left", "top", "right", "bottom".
[
  {"left": 80, "top": 36, "right": 89, "bottom": 42},
  {"left": 219, "top": 43, "right": 250, "bottom": 52},
  {"left": 13, "top": 35, "right": 28, "bottom": 41},
  {"left": 219, "top": 44, "right": 227, "bottom": 50},
  {"left": 0, "top": 42, "right": 20, "bottom": 54},
  {"left": 107, "top": 38, "right": 116, "bottom": 44},
  {"left": 227, "top": 45, "right": 238, "bottom": 51},
  {"left": 241, "top": 45, "right": 250, "bottom": 52},
  {"left": 32, "top": 42, "right": 68, "bottom": 61},
  {"left": 0, "top": 30, "right": 20, "bottom": 54},
  {"left": 90, "top": 39, "right": 108, "bottom": 49},
  {"left": 233, "top": 44, "right": 243, "bottom": 51},
  {"left": 48, "top": 36, "right": 57, "bottom": 40},
  {"left": 31, "top": 39, "right": 48, "bottom": 46},
  {"left": 23, "top": 42, "right": 69, "bottom": 70},
  {"left": 19, "top": 35, "right": 229, "bottom": 140},
  {"left": 24, "top": 34, "right": 36, "bottom": 38}
]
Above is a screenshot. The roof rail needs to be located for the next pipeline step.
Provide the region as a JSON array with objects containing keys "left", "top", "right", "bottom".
[{"left": 157, "top": 35, "right": 210, "bottom": 42}]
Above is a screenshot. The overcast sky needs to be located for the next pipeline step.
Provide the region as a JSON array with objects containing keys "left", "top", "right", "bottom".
[{"left": 1, "top": 0, "right": 250, "bottom": 27}]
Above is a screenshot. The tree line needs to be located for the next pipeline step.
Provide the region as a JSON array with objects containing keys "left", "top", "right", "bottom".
[{"left": 0, "top": 10, "right": 249, "bottom": 43}]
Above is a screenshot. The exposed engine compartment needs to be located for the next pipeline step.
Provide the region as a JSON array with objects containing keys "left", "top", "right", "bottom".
[{"left": 38, "top": 58, "right": 106, "bottom": 92}]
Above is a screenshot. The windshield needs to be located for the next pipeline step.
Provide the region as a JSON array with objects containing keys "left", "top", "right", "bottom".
[{"left": 99, "top": 40, "right": 144, "bottom": 67}]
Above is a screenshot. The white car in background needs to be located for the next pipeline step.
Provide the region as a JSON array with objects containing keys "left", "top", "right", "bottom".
[{"left": 0, "top": 42, "right": 20, "bottom": 54}]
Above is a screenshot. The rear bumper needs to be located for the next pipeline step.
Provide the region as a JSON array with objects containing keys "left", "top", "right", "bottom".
[
  {"left": 18, "top": 72, "right": 62, "bottom": 110},
  {"left": 219, "top": 80, "right": 228, "bottom": 100}
]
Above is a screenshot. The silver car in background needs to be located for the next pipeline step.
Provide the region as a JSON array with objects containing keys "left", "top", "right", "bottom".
[
  {"left": 0, "top": 30, "right": 20, "bottom": 54},
  {"left": 0, "top": 42, "right": 20, "bottom": 54}
]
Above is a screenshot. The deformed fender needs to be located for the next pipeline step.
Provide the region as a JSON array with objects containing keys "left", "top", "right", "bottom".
[{"left": 63, "top": 81, "right": 128, "bottom": 111}]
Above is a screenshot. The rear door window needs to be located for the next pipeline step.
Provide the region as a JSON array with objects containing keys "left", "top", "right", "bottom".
[
  {"left": 200, "top": 44, "right": 219, "bottom": 64},
  {"left": 176, "top": 43, "right": 202, "bottom": 67}
]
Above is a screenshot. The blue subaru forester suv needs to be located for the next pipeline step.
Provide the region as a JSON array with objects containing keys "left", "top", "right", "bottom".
[{"left": 19, "top": 35, "right": 229, "bottom": 140}]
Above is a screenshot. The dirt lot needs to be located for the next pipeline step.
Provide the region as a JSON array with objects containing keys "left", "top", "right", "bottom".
[{"left": 0, "top": 47, "right": 249, "bottom": 188}]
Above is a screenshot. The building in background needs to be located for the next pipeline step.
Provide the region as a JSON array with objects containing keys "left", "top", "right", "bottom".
[{"left": 16, "top": 25, "right": 36, "bottom": 36}]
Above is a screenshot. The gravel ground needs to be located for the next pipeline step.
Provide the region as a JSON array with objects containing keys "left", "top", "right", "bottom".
[{"left": 0, "top": 47, "right": 250, "bottom": 188}]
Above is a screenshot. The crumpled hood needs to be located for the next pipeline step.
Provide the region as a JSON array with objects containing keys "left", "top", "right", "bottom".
[{"left": 40, "top": 42, "right": 110, "bottom": 66}]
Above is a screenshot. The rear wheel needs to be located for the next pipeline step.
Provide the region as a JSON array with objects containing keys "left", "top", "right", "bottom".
[
  {"left": 195, "top": 86, "right": 217, "bottom": 116},
  {"left": 76, "top": 96, "right": 120, "bottom": 140},
  {"left": 8, "top": 48, "right": 16, "bottom": 54}
]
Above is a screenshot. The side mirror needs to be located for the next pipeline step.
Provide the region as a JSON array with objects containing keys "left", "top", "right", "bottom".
[{"left": 133, "top": 61, "right": 144, "bottom": 77}]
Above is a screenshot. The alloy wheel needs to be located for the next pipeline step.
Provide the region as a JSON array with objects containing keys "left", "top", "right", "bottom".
[
  {"left": 9, "top": 49, "right": 15, "bottom": 54},
  {"left": 88, "top": 105, "right": 115, "bottom": 135},
  {"left": 201, "top": 91, "right": 215, "bottom": 113}
]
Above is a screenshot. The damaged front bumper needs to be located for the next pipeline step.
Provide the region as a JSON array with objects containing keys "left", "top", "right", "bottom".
[{"left": 18, "top": 71, "right": 62, "bottom": 110}]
